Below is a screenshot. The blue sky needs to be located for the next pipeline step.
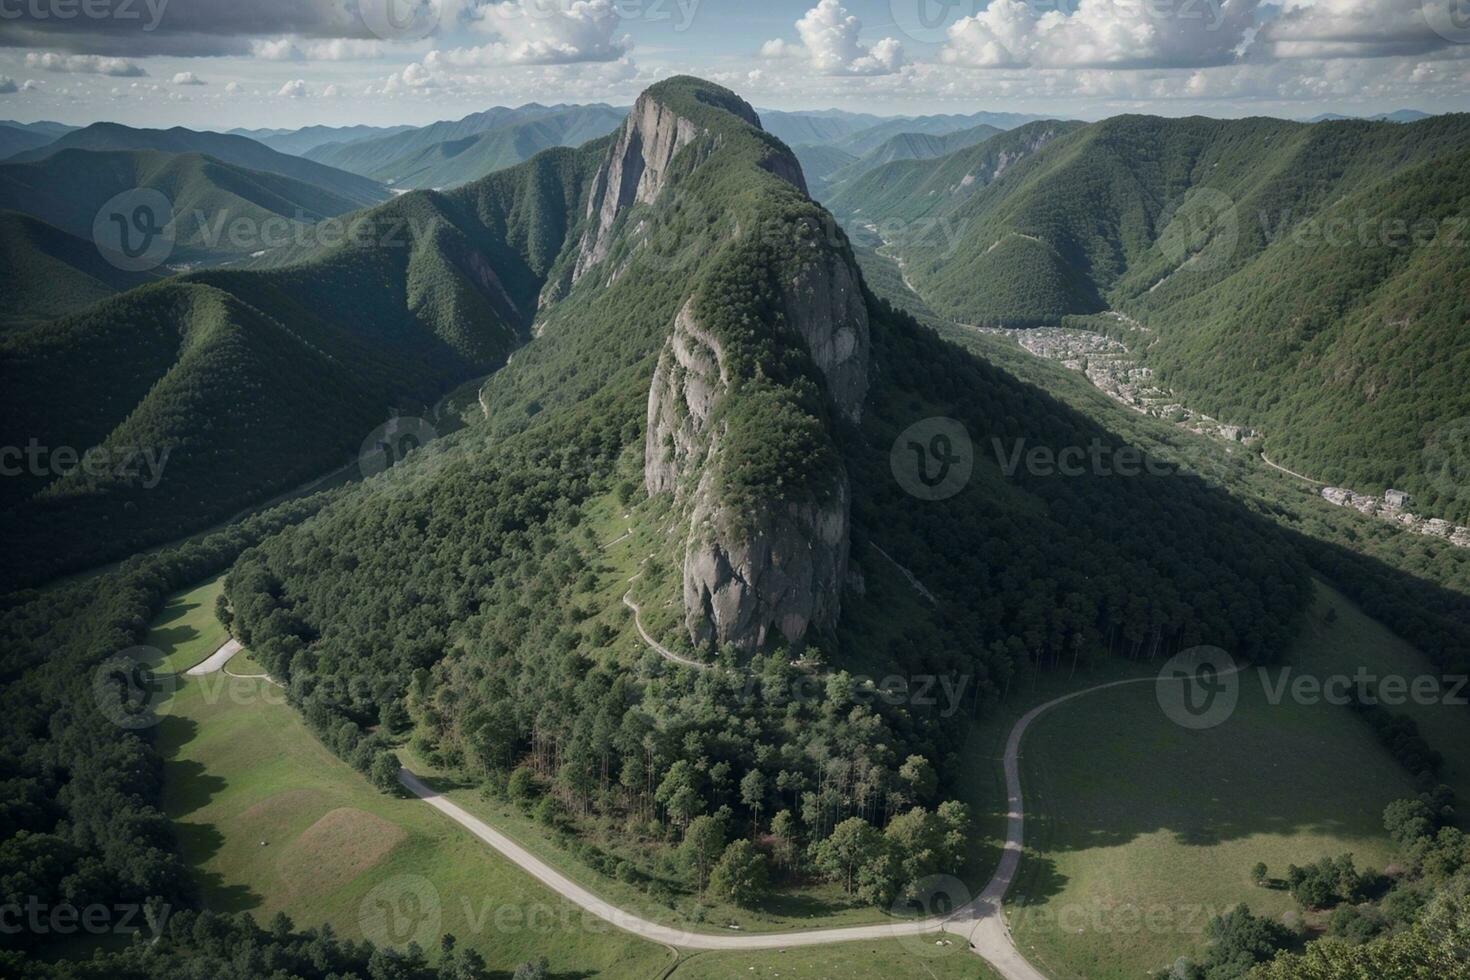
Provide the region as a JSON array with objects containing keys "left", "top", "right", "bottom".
[{"left": 1, "top": 0, "right": 1467, "bottom": 127}]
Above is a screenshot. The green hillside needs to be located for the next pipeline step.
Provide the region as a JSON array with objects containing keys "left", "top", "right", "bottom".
[
  {"left": 8, "top": 121, "right": 388, "bottom": 205},
  {"left": 305, "top": 104, "right": 626, "bottom": 189},
  {"left": 0, "top": 148, "right": 382, "bottom": 266},
  {"left": 0, "top": 210, "right": 160, "bottom": 327},
  {"left": 0, "top": 144, "right": 600, "bottom": 589},
  {"left": 208, "top": 77, "right": 1311, "bottom": 949},
  {"left": 851, "top": 113, "right": 1470, "bottom": 519}
]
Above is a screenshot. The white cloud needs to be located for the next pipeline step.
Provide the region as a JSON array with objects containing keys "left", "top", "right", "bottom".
[
  {"left": 375, "top": 61, "right": 439, "bottom": 94},
  {"left": 277, "top": 79, "right": 309, "bottom": 97},
  {"left": 252, "top": 37, "right": 386, "bottom": 60},
  {"left": 172, "top": 72, "right": 207, "bottom": 85},
  {"left": 439, "top": 0, "right": 631, "bottom": 65},
  {"left": 24, "top": 52, "right": 147, "bottom": 77},
  {"left": 322, "top": 83, "right": 343, "bottom": 98},
  {"left": 1257, "top": 0, "right": 1458, "bottom": 60},
  {"left": 225, "top": 81, "right": 243, "bottom": 95},
  {"left": 21, "top": 80, "right": 40, "bottom": 92},
  {"left": 762, "top": 0, "right": 906, "bottom": 76},
  {"left": 938, "top": 0, "right": 1460, "bottom": 71},
  {"left": 0, "top": 76, "right": 16, "bottom": 94},
  {"left": 942, "top": 0, "right": 1265, "bottom": 70}
]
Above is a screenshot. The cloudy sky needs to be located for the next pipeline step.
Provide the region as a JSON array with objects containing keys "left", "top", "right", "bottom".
[{"left": 0, "top": 0, "right": 1466, "bottom": 127}]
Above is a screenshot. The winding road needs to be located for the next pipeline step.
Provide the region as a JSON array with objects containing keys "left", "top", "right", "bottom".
[{"left": 400, "top": 670, "right": 1225, "bottom": 979}]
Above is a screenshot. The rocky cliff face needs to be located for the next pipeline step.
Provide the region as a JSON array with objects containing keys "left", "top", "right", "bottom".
[
  {"left": 574, "top": 93, "right": 704, "bottom": 283},
  {"left": 574, "top": 81, "right": 869, "bottom": 653}
]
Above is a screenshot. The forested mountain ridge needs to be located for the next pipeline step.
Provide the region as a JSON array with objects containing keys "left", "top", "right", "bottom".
[
  {"left": 0, "top": 142, "right": 602, "bottom": 590},
  {"left": 304, "top": 104, "right": 627, "bottom": 190},
  {"left": 806, "top": 123, "right": 1003, "bottom": 199},
  {"left": 6, "top": 121, "right": 388, "bottom": 206},
  {"left": 839, "top": 113, "right": 1470, "bottom": 521},
  {"left": 0, "top": 148, "right": 381, "bottom": 266},
  {"left": 0, "top": 210, "right": 161, "bottom": 327}
]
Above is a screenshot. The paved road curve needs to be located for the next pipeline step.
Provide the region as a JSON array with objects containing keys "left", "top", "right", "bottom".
[{"left": 400, "top": 670, "right": 1230, "bottom": 978}]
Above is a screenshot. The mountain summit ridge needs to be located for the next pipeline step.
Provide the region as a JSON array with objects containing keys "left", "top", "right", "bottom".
[{"left": 563, "top": 76, "right": 865, "bottom": 651}]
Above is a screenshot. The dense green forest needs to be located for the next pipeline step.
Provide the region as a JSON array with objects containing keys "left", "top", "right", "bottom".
[
  {"left": 0, "top": 142, "right": 601, "bottom": 590},
  {"left": 832, "top": 114, "right": 1470, "bottom": 523},
  {"left": 210, "top": 78, "right": 1311, "bottom": 921},
  {"left": 0, "top": 211, "right": 160, "bottom": 328}
]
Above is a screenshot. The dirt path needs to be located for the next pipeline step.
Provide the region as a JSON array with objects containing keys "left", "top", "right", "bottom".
[
  {"left": 1260, "top": 452, "right": 1325, "bottom": 486},
  {"left": 401, "top": 668, "right": 1242, "bottom": 978},
  {"left": 185, "top": 638, "right": 241, "bottom": 675},
  {"left": 622, "top": 590, "right": 712, "bottom": 671}
]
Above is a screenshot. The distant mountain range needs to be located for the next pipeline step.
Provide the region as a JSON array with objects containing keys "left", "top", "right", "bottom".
[
  {"left": 0, "top": 147, "right": 387, "bottom": 267},
  {"left": 7, "top": 122, "right": 388, "bottom": 205},
  {"left": 0, "top": 119, "right": 77, "bottom": 159},
  {"left": 227, "top": 123, "right": 417, "bottom": 156},
  {"left": 1306, "top": 109, "right": 1433, "bottom": 123},
  {"left": 302, "top": 103, "right": 627, "bottom": 189},
  {"left": 807, "top": 122, "right": 1005, "bottom": 197}
]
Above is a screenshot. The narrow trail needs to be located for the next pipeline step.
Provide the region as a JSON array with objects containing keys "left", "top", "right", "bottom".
[
  {"left": 1260, "top": 452, "right": 1325, "bottom": 486},
  {"left": 621, "top": 590, "right": 712, "bottom": 671},
  {"left": 401, "top": 668, "right": 1239, "bottom": 978}
]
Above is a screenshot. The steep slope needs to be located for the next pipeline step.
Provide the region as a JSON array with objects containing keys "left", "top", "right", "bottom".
[
  {"left": 0, "top": 145, "right": 598, "bottom": 589},
  {"left": 8, "top": 122, "right": 388, "bottom": 205},
  {"left": 856, "top": 113, "right": 1470, "bottom": 518},
  {"left": 305, "top": 104, "right": 626, "bottom": 189},
  {"left": 0, "top": 149, "right": 382, "bottom": 266},
  {"left": 0, "top": 211, "right": 160, "bottom": 327}
]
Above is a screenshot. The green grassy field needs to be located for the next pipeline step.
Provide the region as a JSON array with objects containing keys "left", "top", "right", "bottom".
[
  {"left": 149, "top": 575, "right": 673, "bottom": 978},
  {"left": 666, "top": 939, "right": 1003, "bottom": 979},
  {"left": 975, "top": 582, "right": 1465, "bottom": 980}
]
